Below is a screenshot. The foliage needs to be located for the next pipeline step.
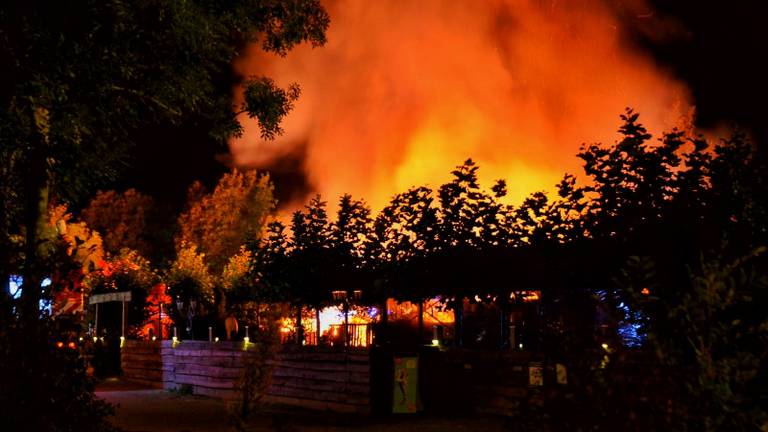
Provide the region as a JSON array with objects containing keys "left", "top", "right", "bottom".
[
  {"left": 231, "top": 305, "right": 282, "bottom": 428},
  {"left": 177, "top": 169, "right": 276, "bottom": 274},
  {"left": 0, "top": 304, "right": 118, "bottom": 432},
  {"left": 46, "top": 204, "right": 105, "bottom": 275},
  {"left": 165, "top": 241, "right": 215, "bottom": 305},
  {"left": 607, "top": 250, "right": 768, "bottom": 431},
  {"left": 80, "top": 189, "right": 155, "bottom": 257},
  {"left": 83, "top": 248, "right": 159, "bottom": 335}
]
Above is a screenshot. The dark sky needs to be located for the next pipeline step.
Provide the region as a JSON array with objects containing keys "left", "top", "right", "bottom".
[{"left": 119, "top": 1, "right": 767, "bottom": 210}]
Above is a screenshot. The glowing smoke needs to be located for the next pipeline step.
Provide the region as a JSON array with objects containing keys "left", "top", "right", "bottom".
[{"left": 230, "top": 0, "right": 692, "bottom": 212}]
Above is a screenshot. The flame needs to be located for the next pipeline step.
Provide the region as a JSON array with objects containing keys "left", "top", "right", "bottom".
[{"left": 231, "top": 0, "right": 692, "bottom": 212}]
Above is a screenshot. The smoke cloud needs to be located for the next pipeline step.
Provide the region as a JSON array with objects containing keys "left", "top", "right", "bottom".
[{"left": 230, "top": 0, "right": 692, "bottom": 213}]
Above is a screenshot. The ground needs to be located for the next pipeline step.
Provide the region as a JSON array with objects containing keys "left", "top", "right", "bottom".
[{"left": 96, "top": 379, "right": 511, "bottom": 432}]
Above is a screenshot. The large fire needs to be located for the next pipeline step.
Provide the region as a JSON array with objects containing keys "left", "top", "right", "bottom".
[{"left": 230, "top": 0, "right": 692, "bottom": 212}]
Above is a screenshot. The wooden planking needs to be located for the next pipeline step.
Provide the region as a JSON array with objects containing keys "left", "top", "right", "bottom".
[
  {"left": 121, "top": 341, "right": 372, "bottom": 413},
  {"left": 272, "top": 366, "right": 370, "bottom": 384},
  {"left": 265, "top": 395, "right": 370, "bottom": 414},
  {"left": 270, "top": 376, "right": 369, "bottom": 395},
  {"left": 267, "top": 385, "right": 369, "bottom": 405},
  {"left": 268, "top": 359, "right": 369, "bottom": 373},
  {"left": 173, "top": 363, "right": 243, "bottom": 379}
]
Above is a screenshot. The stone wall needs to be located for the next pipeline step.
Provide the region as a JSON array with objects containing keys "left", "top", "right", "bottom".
[{"left": 121, "top": 340, "right": 371, "bottom": 413}]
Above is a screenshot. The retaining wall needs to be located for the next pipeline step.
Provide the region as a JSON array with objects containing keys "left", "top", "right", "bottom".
[{"left": 121, "top": 340, "right": 371, "bottom": 413}]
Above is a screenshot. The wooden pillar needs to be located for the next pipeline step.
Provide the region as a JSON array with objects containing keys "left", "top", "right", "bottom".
[
  {"left": 316, "top": 308, "right": 321, "bottom": 346},
  {"left": 94, "top": 303, "right": 99, "bottom": 338},
  {"left": 121, "top": 300, "right": 126, "bottom": 338},
  {"left": 418, "top": 300, "right": 424, "bottom": 344},
  {"left": 295, "top": 304, "right": 304, "bottom": 345},
  {"left": 158, "top": 303, "right": 163, "bottom": 340},
  {"left": 343, "top": 301, "right": 349, "bottom": 348},
  {"left": 453, "top": 298, "right": 463, "bottom": 348}
]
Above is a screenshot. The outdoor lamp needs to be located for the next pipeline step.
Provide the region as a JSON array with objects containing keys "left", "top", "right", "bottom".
[{"left": 175, "top": 296, "right": 184, "bottom": 313}]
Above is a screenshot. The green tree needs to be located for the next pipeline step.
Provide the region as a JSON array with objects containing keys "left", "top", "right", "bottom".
[
  {"left": 0, "top": 0, "right": 328, "bottom": 317},
  {"left": 177, "top": 169, "right": 276, "bottom": 274}
]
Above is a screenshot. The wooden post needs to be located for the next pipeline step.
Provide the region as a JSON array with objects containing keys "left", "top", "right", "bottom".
[
  {"left": 316, "top": 308, "right": 321, "bottom": 346},
  {"left": 454, "top": 298, "right": 463, "bottom": 348},
  {"left": 295, "top": 304, "right": 304, "bottom": 345},
  {"left": 94, "top": 303, "right": 99, "bottom": 338},
  {"left": 418, "top": 300, "right": 424, "bottom": 345},
  {"left": 158, "top": 303, "right": 163, "bottom": 340},
  {"left": 121, "top": 300, "right": 126, "bottom": 338},
  {"left": 380, "top": 298, "right": 388, "bottom": 344},
  {"left": 499, "top": 295, "right": 509, "bottom": 350},
  {"left": 344, "top": 301, "right": 349, "bottom": 348}
]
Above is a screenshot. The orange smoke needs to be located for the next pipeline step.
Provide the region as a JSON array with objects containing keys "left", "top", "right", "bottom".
[{"left": 230, "top": 0, "right": 692, "bottom": 212}]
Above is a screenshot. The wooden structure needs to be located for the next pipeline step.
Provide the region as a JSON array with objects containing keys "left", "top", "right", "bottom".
[{"left": 121, "top": 340, "right": 371, "bottom": 413}]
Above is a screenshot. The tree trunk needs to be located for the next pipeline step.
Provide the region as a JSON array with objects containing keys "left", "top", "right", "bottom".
[
  {"left": 217, "top": 286, "right": 227, "bottom": 320},
  {"left": 19, "top": 102, "right": 51, "bottom": 321}
]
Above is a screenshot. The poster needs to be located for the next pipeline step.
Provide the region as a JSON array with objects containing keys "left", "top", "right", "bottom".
[
  {"left": 528, "top": 361, "right": 544, "bottom": 386},
  {"left": 556, "top": 363, "right": 568, "bottom": 385},
  {"left": 393, "top": 356, "right": 421, "bottom": 413}
]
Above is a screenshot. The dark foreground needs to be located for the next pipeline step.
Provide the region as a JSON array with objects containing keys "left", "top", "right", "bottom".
[{"left": 96, "top": 380, "right": 510, "bottom": 432}]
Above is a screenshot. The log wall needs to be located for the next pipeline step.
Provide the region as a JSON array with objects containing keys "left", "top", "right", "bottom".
[{"left": 121, "top": 340, "right": 371, "bottom": 413}]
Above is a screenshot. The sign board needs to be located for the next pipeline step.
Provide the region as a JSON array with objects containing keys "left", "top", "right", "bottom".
[
  {"left": 89, "top": 291, "right": 132, "bottom": 305},
  {"left": 528, "top": 361, "right": 544, "bottom": 386},
  {"left": 393, "top": 356, "right": 421, "bottom": 413}
]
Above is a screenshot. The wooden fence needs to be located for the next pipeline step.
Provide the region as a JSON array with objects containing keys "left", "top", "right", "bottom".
[{"left": 121, "top": 340, "right": 371, "bottom": 413}]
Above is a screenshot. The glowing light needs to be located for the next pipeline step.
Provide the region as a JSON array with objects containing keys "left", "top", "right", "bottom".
[
  {"left": 510, "top": 291, "right": 541, "bottom": 302},
  {"left": 120, "top": 336, "right": 125, "bottom": 348},
  {"left": 151, "top": 336, "right": 157, "bottom": 341},
  {"left": 601, "top": 343, "right": 609, "bottom": 350},
  {"left": 56, "top": 341, "right": 64, "bottom": 348},
  {"left": 519, "top": 343, "right": 523, "bottom": 349},
  {"left": 432, "top": 339, "right": 440, "bottom": 346},
  {"left": 214, "top": 337, "right": 219, "bottom": 342},
  {"left": 93, "top": 337, "right": 98, "bottom": 342},
  {"left": 243, "top": 336, "right": 250, "bottom": 343},
  {"left": 78, "top": 337, "right": 83, "bottom": 342},
  {"left": 68, "top": 342, "right": 76, "bottom": 349},
  {"left": 641, "top": 287, "right": 650, "bottom": 296}
]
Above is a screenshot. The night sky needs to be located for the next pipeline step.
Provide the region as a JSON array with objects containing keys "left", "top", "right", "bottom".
[{"left": 117, "top": 1, "right": 767, "bottom": 213}]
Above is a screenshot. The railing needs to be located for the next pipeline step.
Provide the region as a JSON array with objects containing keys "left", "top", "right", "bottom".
[{"left": 280, "top": 324, "right": 372, "bottom": 347}]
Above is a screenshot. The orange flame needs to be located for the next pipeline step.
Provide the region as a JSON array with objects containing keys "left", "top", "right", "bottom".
[{"left": 231, "top": 0, "right": 692, "bottom": 212}]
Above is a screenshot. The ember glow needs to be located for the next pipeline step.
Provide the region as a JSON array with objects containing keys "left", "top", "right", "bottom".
[{"left": 231, "top": 0, "right": 692, "bottom": 211}]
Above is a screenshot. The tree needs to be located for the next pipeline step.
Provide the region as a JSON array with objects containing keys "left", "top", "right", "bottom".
[
  {"left": 176, "top": 169, "right": 276, "bottom": 319},
  {"left": 177, "top": 170, "right": 276, "bottom": 274},
  {"left": 0, "top": 0, "right": 329, "bottom": 318},
  {"left": 80, "top": 189, "right": 155, "bottom": 258},
  {"left": 165, "top": 241, "right": 215, "bottom": 306}
]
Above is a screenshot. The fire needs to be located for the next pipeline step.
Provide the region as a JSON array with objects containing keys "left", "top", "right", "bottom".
[
  {"left": 279, "top": 305, "right": 378, "bottom": 346},
  {"left": 231, "top": 0, "right": 692, "bottom": 212}
]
